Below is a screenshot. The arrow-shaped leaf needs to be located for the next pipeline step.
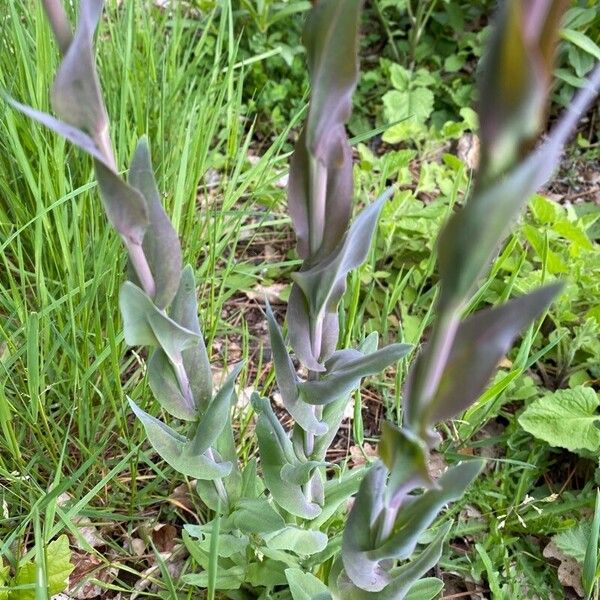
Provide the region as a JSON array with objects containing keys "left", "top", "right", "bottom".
[
  {"left": 119, "top": 281, "right": 200, "bottom": 364},
  {"left": 293, "top": 189, "right": 391, "bottom": 321},
  {"left": 189, "top": 362, "right": 243, "bottom": 456}
]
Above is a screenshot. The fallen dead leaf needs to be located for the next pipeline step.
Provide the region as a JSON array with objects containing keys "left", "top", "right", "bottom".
[
  {"left": 457, "top": 133, "right": 480, "bottom": 170},
  {"left": 244, "top": 283, "right": 287, "bottom": 304},
  {"left": 152, "top": 524, "right": 178, "bottom": 553},
  {"left": 68, "top": 552, "right": 118, "bottom": 599},
  {"left": 543, "top": 541, "right": 584, "bottom": 597},
  {"left": 349, "top": 443, "right": 378, "bottom": 467}
]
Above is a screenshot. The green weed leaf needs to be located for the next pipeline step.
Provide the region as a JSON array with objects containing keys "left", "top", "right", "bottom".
[
  {"left": 12, "top": 535, "right": 74, "bottom": 600},
  {"left": 264, "top": 527, "right": 328, "bottom": 556},
  {"left": 553, "top": 522, "right": 592, "bottom": 563},
  {"left": 286, "top": 568, "right": 331, "bottom": 600},
  {"left": 518, "top": 386, "right": 600, "bottom": 452}
]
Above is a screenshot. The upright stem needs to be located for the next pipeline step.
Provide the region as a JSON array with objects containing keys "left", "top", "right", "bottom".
[
  {"left": 308, "top": 157, "right": 328, "bottom": 256},
  {"left": 172, "top": 353, "right": 194, "bottom": 412},
  {"left": 206, "top": 447, "right": 229, "bottom": 507},
  {"left": 126, "top": 241, "right": 156, "bottom": 298}
]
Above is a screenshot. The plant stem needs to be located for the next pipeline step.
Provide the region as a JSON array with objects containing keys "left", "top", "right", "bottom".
[
  {"left": 308, "top": 157, "right": 327, "bottom": 256},
  {"left": 172, "top": 353, "right": 194, "bottom": 412},
  {"left": 206, "top": 447, "right": 229, "bottom": 508},
  {"left": 126, "top": 241, "right": 156, "bottom": 298}
]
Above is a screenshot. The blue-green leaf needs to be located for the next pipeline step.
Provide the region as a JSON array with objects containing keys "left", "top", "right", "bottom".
[
  {"left": 264, "top": 527, "right": 328, "bottom": 556},
  {"left": 189, "top": 362, "right": 243, "bottom": 456},
  {"left": 119, "top": 282, "right": 200, "bottom": 363},
  {"left": 299, "top": 342, "right": 410, "bottom": 406},
  {"left": 405, "top": 284, "right": 561, "bottom": 435},
  {"left": 252, "top": 394, "right": 321, "bottom": 519},
  {"left": 129, "top": 137, "right": 182, "bottom": 309},
  {"left": 170, "top": 265, "right": 212, "bottom": 411},
  {"left": 266, "top": 302, "right": 327, "bottom": 434},
  {"left": 129, "top": 398, "right": 231, "bottom": 480},
  {"left": 286, "top": 568, "right": 332, "bottom": 600}
]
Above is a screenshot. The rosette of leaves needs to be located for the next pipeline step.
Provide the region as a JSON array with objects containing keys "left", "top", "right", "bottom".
[
  {"left": 335, "top": 2, "right": 600, "bottom": 598},
  {"left": 6, "top": 0, "right": 242, "bottom": 504},
  {"left": 253, "top": 0, "right": 411, "bottom": 525}
]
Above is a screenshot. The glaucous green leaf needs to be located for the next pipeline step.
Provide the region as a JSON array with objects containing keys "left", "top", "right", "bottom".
[
  {"left": 303, "top": 0, "right": 362, "bottom": 160},
  {"left": 287, "top": 284, "right": 326, "bottom": 372},
  {"left": 3, "top": 97, "right": 109, "bottom": 165},
  {"left": 129, "top": 399, "right": 231, "bottom": 480},
  {"left": 266, "top": 302, "right": 327, "bottom": 434},
  {"left": 371, "top": 461, "right": 482, "bottom": 562},
  {"left": 184, "top": 525, "right": 249, "bottom": 558},
  {"left": 311, "top": 468, "right": 364, "bottom": 529},
  {"left": 94, "top": 160, "right": 149, "bottom": 249},
  {"left": 293, "top": 189, "right": 391, "bottom": 322},
  {"left": 286, "top": 568, "right": 331, "bottom": 600},
  {"left": 333, "top": 523, "right": 450, "bottom": 600},
  {"left": 182, "top": 566, "right": 244, "bottom": 590},
  {"left": 281, "top": 461, "right": 329, "bottom": 486},
  {"left": 437, "top": 64, "right": 600, "bottom": 313},
  {"left": 518, "top": 386, "right": 600, "bottom": 452},
  {"left": 232, "top": 498, "right": 286, "bottom": 535},
  {"left": 170, "top": 265, "right": 212, "bottom": 410},
  {"left": 129, "top": 136, "right": 182, "bottom": 309},
  {"left": 5, "top": 96, "right": 150, "bottom": 249},
  {"left": 341, "top": 462, "right": 389, "bottom": 591},
  {"left": 342, "top": 461, "right": 481, "bottom": 592},
  {"left": 478, "top": 0, "right": 568, "bottom": 178},
  {"left": 50, "top": 0, "right": 110, "bottom": 148},
  {"left": 264, "top": 527, "right": 328, "bottom": 556},
  {"left": 403, "top": 578, "right": 445, "bottom": 600},
  {"left": 298, "top": 342, "right": 410, "bottom": 406},
  {"left": 42, "top": 0, "right": 73, "bottom": 55},
  {"left": 252, "top": 394, "right": 321, "bottom": 519},
  {"left": 119, "top": 282, "right": 200, "bottom": 364},
  {"left": 147, "top": 349, "right": 195, "bottom": 421},
  {"left": 288, "top": 128, "right": 353, "bottom": 260},
  {"left": 192, "top": 530, "right": 249, "bottom": 559},
  {"left": 246, "top": 560, "right": 289, "bottom": 588},
  {"left": 379, "top": 422, "right": 432, "bottom": 505},
  {"left": 189, "top": 362, "right": 243, "bottom": 456},
  {"left": 405, "top": 284, "right": 561, "bottom": 435}
]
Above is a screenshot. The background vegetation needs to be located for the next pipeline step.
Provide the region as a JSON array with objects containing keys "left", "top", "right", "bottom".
[{"left": 0, "top": 0, "right": 599, "bottom": 597}]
